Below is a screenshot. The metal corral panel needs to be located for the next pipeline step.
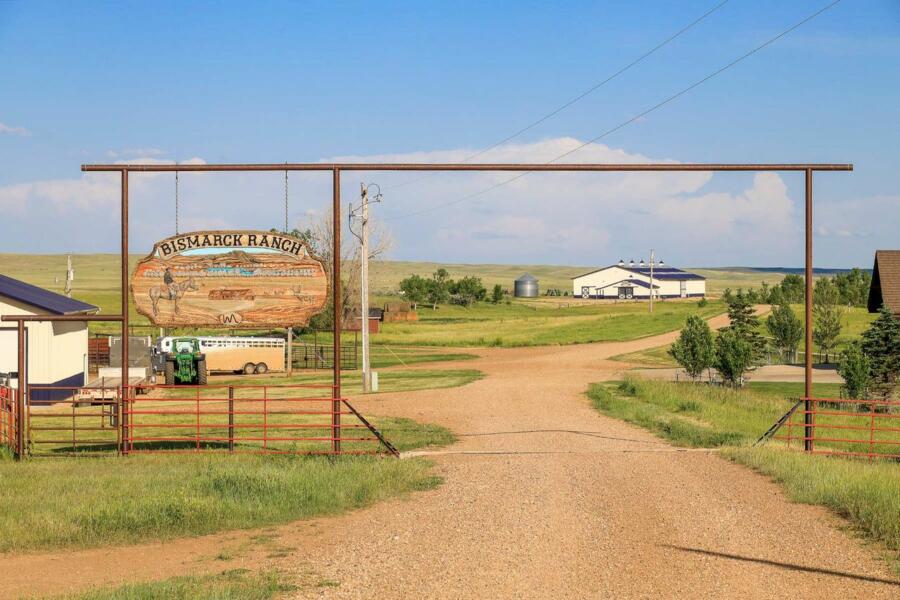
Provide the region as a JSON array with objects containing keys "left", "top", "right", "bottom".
[{"left": 514, "top": 273, "right": 539, "bottom": 298}]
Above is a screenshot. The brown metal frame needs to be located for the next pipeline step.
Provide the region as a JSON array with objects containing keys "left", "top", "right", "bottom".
[{"left": 2, "top": 161, "right": 852, "bottom": 458}]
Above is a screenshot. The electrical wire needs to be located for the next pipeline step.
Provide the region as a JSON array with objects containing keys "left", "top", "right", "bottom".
[
  {"left": 386, "top": 0, "right": 843, "bottom": 221},
  {"left": 384, "top": 0, "right": 732, "bottom": 192}
]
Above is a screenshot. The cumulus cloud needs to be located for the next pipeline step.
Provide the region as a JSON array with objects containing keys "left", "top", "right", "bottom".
[
  {"left": 0, "top": 122, "right": 30, "bottom": 136},
  {"left": 0, "top": 138, "right": 891, "bottom": 266}
]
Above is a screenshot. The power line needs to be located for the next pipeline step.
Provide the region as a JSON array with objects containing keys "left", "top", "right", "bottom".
[
  {"left": 384, "top": 0, "right": 732, "bottom": 192},
  {"left": 386, "top": 0, "right": 842, "bottom": 221}
]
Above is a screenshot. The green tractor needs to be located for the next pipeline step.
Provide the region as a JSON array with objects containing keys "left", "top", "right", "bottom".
[{"left": 163, "top": 337, "right": 208, "bottom": 385}]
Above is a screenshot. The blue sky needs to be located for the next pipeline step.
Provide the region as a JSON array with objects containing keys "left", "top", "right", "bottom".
[{"left": 1, "top": 0, "right": 898, "bottom": 268}]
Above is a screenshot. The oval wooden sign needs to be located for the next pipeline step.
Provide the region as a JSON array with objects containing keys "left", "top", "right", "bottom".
[{"left": 131, "top": 230, "right": 328, "bottom": 328}]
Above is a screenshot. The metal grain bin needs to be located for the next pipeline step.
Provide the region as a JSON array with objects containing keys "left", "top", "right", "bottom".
[{"left": 514, "top": 273, "right": 539, "bottom": 298}]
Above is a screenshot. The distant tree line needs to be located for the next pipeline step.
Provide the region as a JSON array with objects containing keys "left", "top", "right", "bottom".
[
  {"left": 721, "top": 268, "right": 871, "bottom": 307},
  {"left": 399, "top": 269, "right": 493, "bottom": 308}
]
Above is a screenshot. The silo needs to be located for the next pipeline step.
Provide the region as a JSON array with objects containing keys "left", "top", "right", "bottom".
[{"left": 514, "top": 273, "right": 539, "bottom": 298}]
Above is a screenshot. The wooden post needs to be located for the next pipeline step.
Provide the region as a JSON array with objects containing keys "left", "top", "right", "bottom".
[{"left": 286, "top": 327, "right": 293, "bottom": 376}]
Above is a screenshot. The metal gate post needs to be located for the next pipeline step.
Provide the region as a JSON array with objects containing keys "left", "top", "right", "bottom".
[
  {"left": 804, "top": 168, "right": 814, "bottom": 452},
  {"left": 16, "top": 321, "right": 26, "bottom": 458},
  {"left": 120, "top": 170, "right": 130, "bottom": 455},
  {"left": 332, "top": 168, "right": 342, "bottom": 454},
  {"left": 228, "top": 386, "right": 235, "bottom": 452}
]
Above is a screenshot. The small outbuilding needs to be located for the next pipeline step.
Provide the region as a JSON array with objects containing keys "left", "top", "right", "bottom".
[
  {"left": 514, "top": 273, "right": 539, "bottom": 298},
  {"left": 867, "top": 250, "right": 900, "bottom": 316},
  {"left": 0, "top": 274, "right": 98, "bottom": 401}
]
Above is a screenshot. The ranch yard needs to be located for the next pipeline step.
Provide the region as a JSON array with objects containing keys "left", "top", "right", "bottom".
[
  {"left": 1, "top": 255, "right": 898, "bottom": 599},
  {"left": 1, "top": 308, "right": 898, "bottom": 599}
]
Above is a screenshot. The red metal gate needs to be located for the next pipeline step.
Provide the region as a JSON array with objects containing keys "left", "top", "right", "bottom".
[
  {"left": 774, "top": 396, "right": 900, "bottom": 460},
  {"left": 0, "top": 385, "right": 17, "bottom": 455},
  {"left": 122, "top": 383, "right": 396, "bottom": 456}
]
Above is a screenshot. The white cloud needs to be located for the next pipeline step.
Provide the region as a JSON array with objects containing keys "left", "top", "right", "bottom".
[
  {"left": 0, "top": 122, "right": 30, "bottom": 137},
  {"left": 0, "top": 139, "right": 891, "bottom": 267}
]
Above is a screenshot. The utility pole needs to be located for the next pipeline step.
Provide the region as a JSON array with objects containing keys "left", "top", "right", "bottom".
[
  {"left": 350, "top": 183, "right": 382, "bottom": 392},
  {"left": 649, "top": 249, "right": 654, "bottom": 313}
]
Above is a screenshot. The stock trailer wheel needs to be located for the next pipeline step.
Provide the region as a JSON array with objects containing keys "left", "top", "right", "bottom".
[
  {"left": 243, "top": 362, "right": 256, "bottom": 375},
  {"left": 255, "top": 362, "right": 268, "bottom": 374}
]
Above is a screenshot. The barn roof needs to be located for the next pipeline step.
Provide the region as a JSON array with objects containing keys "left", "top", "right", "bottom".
[
  {"left": 572, "top": 265, "right": 705, "bottom": 281},
  {"left": 0, "top": 274, "right": 99, "bottom": 315},
  {"left": 868, "top": 250, "right": 900, "bottom": 315}
]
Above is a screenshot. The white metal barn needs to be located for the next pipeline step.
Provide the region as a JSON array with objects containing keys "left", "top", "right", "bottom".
[
  {"left": 0, "top": 274, "right": 98, "bottom": 401},
  {"left": 572, "top": 260, "right": 706, "bottom": 300}
]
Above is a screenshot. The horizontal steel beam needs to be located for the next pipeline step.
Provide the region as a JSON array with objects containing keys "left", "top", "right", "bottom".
[
  {"left": 82, "top": 163, "right": 853, "bottom": 173},
  {"left": 1, "top": 315, "right": 124, "bottom": 322}
]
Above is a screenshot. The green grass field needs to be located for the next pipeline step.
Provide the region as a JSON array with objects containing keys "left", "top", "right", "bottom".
[
  {"left": 0, "top": 444, "right": 451, "bottom": 552},
  {"left": 60, "top": 570, "right": 293, "bottom": 600},
  {"left": 587, "top": 377, "right": 900, "bottom": 572},
  {"left": 374, "top": 299, "right": 724, "bottom": 347}
]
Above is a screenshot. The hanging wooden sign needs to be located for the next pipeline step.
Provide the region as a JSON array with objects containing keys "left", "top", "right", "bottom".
[{"left": 131, "top": 230, "right": 328, "bottom": 327}]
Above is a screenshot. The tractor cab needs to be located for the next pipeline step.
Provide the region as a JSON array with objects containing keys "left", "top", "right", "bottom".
[{"left": 163, "top": 337, "right": 208, "bottom": 385}]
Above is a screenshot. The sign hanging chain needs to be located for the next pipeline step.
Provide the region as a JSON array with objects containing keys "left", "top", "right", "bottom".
[
  {"left": 175, "top": 170, "right": 180, "bottom": 235},
  {"left": 284, "top": 168, "right": 289, "bottom": 233}
]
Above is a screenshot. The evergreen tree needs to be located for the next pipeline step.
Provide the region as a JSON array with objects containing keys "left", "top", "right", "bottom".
[
  {"left": 724, "top": 290, "right": 765, "bottom": 364},
  {"left": 838, "top": 342, "right": 871, "bottom": 400},
  {"left": 765, "top": 302, "right": 803, "bottom": 362},
  {"left": 860, "top": 307, "right": 900, "bottom": 399},
  {"left": 668, "top": 315, "right": 715, "bottom": 381},
  {"left": 813, "top": 278, "right": 843, "bottom": 363}
]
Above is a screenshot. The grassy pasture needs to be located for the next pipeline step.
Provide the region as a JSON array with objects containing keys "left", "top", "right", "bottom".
[
  {"left": 59, "top": 570, "right": 292, "bottom": 600},
  {"left": 375, "top": 299, "right": 724, "bottom": 347},
  {"left": 0, "top": 453, "right": 447, "bottom": 552},
  {"left": 587, "top": 377, "right": 900, "bottom": 571}
]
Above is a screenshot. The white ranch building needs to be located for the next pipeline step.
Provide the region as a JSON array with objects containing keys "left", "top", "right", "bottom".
[
  {"left": 0, "top": 274, "right": 98, "bottom": 402},
  {"left": 573, "top": 260, "right": 705, "bottom": 300}
]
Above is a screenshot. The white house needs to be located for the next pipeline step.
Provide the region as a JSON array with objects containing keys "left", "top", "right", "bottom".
[
  {"left": 0, "top": 274, "right": 98, "bottom": 402},
  {"left": 573, "top": 259, "right": 705, "bottom": 300}
]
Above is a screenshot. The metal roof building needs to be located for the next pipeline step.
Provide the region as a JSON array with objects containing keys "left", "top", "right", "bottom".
[
  {"left": 572, "top": 259, "right": 706, "bottom": 300},
  {"left": 0, "top": 274, "right": 98, "bottom": 401}
]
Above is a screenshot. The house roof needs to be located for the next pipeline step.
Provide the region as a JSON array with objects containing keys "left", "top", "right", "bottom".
[
  {"left": 868, "top": 250, "right": 900, "bottom": 315},
  {"left": 572, "top": 264, "right": 705, "bottom": 281},
  {"left": 0, "top": 274, "right": 99, "bottom": 315}
]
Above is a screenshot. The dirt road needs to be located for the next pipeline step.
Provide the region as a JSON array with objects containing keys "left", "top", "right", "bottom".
[{"left": 3, "top": 312, "right": 897, "bottom": 598}]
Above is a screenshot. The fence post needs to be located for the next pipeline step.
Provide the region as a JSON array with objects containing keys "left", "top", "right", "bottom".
[
  {"left": 228, "top": 386, "right": 234, "bottom": 452},
  {"left": 16, "top": 321, "right": 26, "bottom": 459}
]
